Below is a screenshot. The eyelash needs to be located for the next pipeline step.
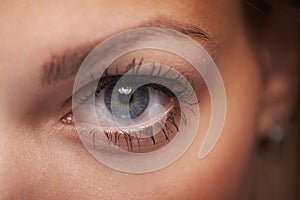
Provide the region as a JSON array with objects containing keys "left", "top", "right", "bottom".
[
  {"left": 76, "top": 61, "right": 196, "bottom": 106},
  {"left": 62, "top": 59, "right": 195, "bottom": 152},
  {"left": 88, "top": 108, "right": 180, "bottom": 152}
]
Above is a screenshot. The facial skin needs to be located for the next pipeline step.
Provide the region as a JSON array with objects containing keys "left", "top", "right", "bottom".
[{"left": 0, "top": 0, "right": 296, "bottom": 199}]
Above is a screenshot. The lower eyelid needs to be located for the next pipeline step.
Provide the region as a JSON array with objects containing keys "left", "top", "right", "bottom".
[{"left": 73, "top": 103, "right": 181, "bottom": 153}]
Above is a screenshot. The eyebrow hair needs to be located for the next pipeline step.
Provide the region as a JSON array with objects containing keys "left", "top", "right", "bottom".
[{"left": 41, "top": 16, "right": 217, "bottom": 86}]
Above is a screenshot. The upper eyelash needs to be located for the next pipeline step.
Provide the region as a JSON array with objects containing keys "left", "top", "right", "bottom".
[{"left": 74, "top": 62, "right": 196, "bottom": 107}]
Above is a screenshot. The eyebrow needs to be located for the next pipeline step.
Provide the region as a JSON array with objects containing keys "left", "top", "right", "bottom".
[{"left": 41, "top": 16, "right": 217, "bottom": 86}]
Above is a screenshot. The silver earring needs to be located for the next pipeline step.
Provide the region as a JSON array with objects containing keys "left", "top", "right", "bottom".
[{"left": 268, "top": 124, "right": 286, "bottom": 142}]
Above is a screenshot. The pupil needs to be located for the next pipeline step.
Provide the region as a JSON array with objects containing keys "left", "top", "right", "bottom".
[
  {"left": 118, "top": 93, "right": 133, "bottom": 104},
  {"left": 104, "top": 83, "right": 150, "bottom": 119}
]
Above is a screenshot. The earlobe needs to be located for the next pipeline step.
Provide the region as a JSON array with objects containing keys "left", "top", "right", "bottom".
[
  {"left": 257, "top": 70, "right": 292, "bottom": 138},
  {"left": 256, "top": 45, "right": 298, "bottom": 139},
  {"left": 256, "top": 4, "right": 299, "bottom": 139},
  {"left": 257, "top": 41, "right": 297, "bottom": 137}
]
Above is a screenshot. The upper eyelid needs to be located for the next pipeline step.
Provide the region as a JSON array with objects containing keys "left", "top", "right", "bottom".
[
  {"left": 40, "top": 16, "right": 217, "bottom": 87},
  {"left": 58, "top": 55, "right": 203, "bottom": 117},
  {"left": 72, "top": 69, "right": 187, "bottom": 109}
]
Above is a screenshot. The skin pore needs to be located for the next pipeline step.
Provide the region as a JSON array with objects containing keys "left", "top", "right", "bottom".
[{"left": 0, "top": 0, "right": 296, "bottom": 199}]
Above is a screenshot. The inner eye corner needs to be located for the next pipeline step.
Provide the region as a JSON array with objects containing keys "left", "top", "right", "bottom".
[{"left": 61, "top": 112, "right": 75, "bottom": 125}]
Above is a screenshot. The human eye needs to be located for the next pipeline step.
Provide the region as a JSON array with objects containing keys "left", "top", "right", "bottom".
[
  {"left": 66, "top": 58, "right": 196, "bottom": 153},
  {"left": 57, "top": 27, "right": 225, "bottom": 173},
  {"left": 60, "top": 51, "right": 201, "bottom": 173}
]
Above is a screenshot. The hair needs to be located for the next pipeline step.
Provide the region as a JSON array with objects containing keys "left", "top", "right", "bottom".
[{"left": 242, "top": 0, "right": 300, "bottom": 199}]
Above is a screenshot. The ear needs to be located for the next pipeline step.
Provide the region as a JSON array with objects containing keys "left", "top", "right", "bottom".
[{"left": 257, "top": 4, "right": 300, "bottom": 137}]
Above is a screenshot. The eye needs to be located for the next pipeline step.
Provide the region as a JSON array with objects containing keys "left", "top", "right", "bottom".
[
  {"left": 58, "top": 27, "right": 224, "bottom": 173},
  {"left": 65, "top": 62, "right": 192, "bottom": 153}
]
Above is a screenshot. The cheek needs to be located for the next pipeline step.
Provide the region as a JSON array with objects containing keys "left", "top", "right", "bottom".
[
  {"left": 188, "top": 37, "right": 262, "bottom": 198},
  {"left": 156, "top": 37, "right": 263, "bottom": 199}
]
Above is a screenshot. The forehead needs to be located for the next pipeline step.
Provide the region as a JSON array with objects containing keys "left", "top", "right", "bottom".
[
  {"left": 0, "top": 0, "right": 241, "bottom": 106},
  {"left": 0, "top": 0, "right": 236, "bottom": 39},
  {"left": 0, "top": 0, "right": 238, "bottom": 62}
]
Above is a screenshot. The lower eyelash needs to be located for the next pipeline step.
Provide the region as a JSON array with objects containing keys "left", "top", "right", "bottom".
[{"left": 89, "top": 107, "right": 181, "bottom": 153}]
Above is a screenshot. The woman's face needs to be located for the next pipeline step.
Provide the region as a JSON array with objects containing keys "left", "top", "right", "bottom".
[{"left": 0, "top": 0, "right": 264, "bottom": 199}]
